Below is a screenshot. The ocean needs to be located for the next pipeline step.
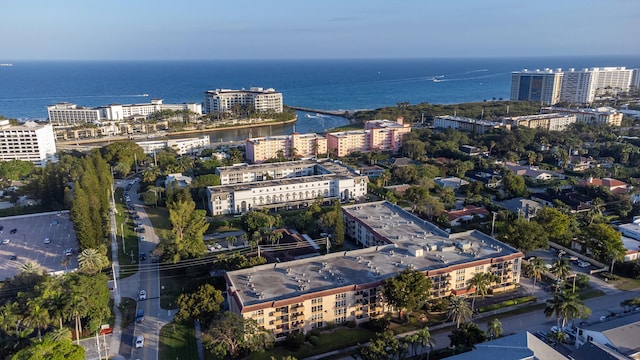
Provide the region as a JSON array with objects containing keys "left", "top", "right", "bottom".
[{"left": 1, "top": 56, "right": 639, "bottom": 123}]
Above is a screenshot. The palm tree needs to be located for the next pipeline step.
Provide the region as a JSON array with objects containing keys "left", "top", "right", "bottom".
[
  {"left": 544, "top": 291, "right": 591, "bottom": 330},
  {"left": 26, "top": 299, "right": 50, "bottom": 341},
  {"left": 20, "top": 262, "right": 42, "bottom": 275},
  {"left": 403, "top": 333, "right": 419, "bottom": 358},
  {"left": 416, "top": 326, "right": 434, "bottom": 360},
  {"left": 486, "top": 318, "right": 503, "bottom": 339},
  {"left": 525, "top": 258, "right": 547, "bottom": 293},
  {"left": 551, "top": 258, "right": 572, "bottom": 284},
  {"left": 77, "top": 248, "right": 110, "bottom": 274},
  {"left": 447, "top": 296, "right": 473, "bottom": 328},
  {"left": 0, "top": 301, "right": 18, "bottom": 333},
  {"left": 467, "top": 273, "right": 498, "bottom": 311}
]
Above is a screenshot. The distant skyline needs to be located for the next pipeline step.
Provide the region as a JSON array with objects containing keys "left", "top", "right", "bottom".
[{"left": 2, "top": 0, "right": 639, "bottom": 61}]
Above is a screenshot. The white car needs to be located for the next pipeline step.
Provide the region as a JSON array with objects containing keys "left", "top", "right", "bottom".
[
  {"left": 577, "top": 261, "right": 591, "bottom": 268},
  {"left": 139, "top": 290, "right": 146, "bottom": 300},
  {"left": 135, "top": 336, "right": 144, "bottom": 348},
  {"left": 43, "top": 237, "right": 51, "bottom": 244},
  {"left": 1, "top": 239, "right": 10, "bottom": 245}
]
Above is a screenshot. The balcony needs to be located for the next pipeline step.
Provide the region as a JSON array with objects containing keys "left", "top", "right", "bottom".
[{"left": 291, "top": 304, "right": 305, "bottom": 312}]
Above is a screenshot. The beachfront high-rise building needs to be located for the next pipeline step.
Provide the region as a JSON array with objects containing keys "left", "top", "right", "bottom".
[
  {"left": 47, "top": 99, "right": 202, "bottom": 125},
  {"left": 225, "top": 201, "right": 523, "bottom": 341},
  {"left": 561, "top": 67, "right": 634, "bottom": 104},
  {"left": 246, "top": 133, "right": 327, "bottom": 163},
  {"left": 0, "top": 120, "right": 56, "bottom": 166},
  {"left": 203, "top": 87, "right": 283, "bottom": 114},
  {"left": 510, "top": 68, "right": 564, "bottom": 105}
]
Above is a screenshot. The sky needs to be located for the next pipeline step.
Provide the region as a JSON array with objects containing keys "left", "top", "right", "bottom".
[{"left": 2, "top": 0, "right": 639, "bottom": 61}]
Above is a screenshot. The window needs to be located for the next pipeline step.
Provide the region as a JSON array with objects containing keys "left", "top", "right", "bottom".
[
  {"left": 251, "top": 309, "right": 264, "bottom": 317},
  {"left": 312, "top": 305, "right": 323, "bottom": 313},
  {"left": 335, "top": 299, "right": 347, "bottom": 308},
  {"left": 311, "top": 298, "right": 323, "bottom": 304},
  {"left": 456, "top": 269, "right": 465, "bottom": 275},
  {"left": 335, "top": 293, "right": 346, "bottom": 300},
  {"left": 334, "top": 308, "right": 346, "bottom": 316}
]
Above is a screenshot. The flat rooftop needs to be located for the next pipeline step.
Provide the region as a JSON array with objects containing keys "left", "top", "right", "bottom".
[
  {"left": 0, "top": 211, "right": 78, "bottom": 279},
  {"left": 227, "top": 201, "right": 521, "bottom": 310}
]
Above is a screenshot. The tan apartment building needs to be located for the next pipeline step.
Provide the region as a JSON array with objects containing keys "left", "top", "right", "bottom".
[
  {"left": 246, "top": 133, "right": 327, "bottom": 163},
  {"left": 225, "top": 201, "right": 523, "bottom": 340},
  {"left": 503, "top": 113, "right": 577, "bottom": 131}
]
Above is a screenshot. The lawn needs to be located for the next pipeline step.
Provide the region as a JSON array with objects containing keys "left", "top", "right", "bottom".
[
  {"left": 612, "top": 277, "right": 640, "bottom": 291},
  {"left": 250, "top": 327, "right": 376, "bottom": 360},
  {"left": 143, "top": 205, "right": 172, "bottom": 241},
  {"left": 159, "top": 267, "right": 222, "bottom": 309},
  {"left": 159, "top": 322, "right": 198, "bottom": 360},
  {"left": 114, "top": 190, "right": 139, "bottom": 278}
]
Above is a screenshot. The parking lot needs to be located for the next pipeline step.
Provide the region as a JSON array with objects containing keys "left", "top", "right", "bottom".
[{"left": 0, "top": 211, "right": 78, "bottom": 279}]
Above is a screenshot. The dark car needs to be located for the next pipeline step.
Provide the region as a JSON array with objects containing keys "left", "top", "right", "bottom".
[
  {"left": 140, "top": 252, "right": 147, "bottom": 261},
  {"left": 0, "top": 225, "right": 4, "bottom": 232},
  {"left": 136, "top": 309, "right": 145, "bottom": 323},
  {"left": 9, "top": 255, "right": 17, "bottom": 260},
  {"left": 10, "top": 228, "right": 17, "bottom": 234}
]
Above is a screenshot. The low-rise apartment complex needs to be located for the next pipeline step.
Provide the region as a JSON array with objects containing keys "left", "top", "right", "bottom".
[
  {"left": 47, "top": 99, "right": 202, "bottom": 125},
  {"left": 207, "top": 159, "right": 367, "bottom": 215},
  {"left": 225, "top": 201, "right": 523, "bottom": 340},
  {"left": 0, "top": 120, "right": 57, "bottom": 166},
  {"left": 203, "top": 87, "right": 283, "bottom": 114},
  {"left": 503, "top": 113, "right": 576, "bottom": 131},
  {"left": 433, "top": 116, "right": 505, "bottom": 134},
  {"left": 136, "top": 136, "right": 210, "bottom": 155}
]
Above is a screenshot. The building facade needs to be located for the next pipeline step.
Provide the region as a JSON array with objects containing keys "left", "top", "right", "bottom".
[
  {"left": 207, "top": 159, "right": 368, "bottom": 215},
  {"left": 326, "top": 118, "right": 411, "bottom": 157},
  {"left": 510, "top": 68, "right": 564, "bottom": 105},
  {"left": 136, "top": 136, "right": 210, "bottom": 155},
  {"left": 542, "top": 107, "right": 623, "bottom": 126},
  {"left": 225, "top": 201, "right": 523, "bottom": 340},
  {"left": 203, "top": 87, "right": 283, "bottom": 114},
  {"left": 47, "top": 99, "right": 202, "bottom": 125},
  {"left": 503, "top": 113, "right": 577, "bottom": 131},
  {"left": 561, "top": 67, "right": 634, "bottom": 104},
  {"left": 433, "top": 116, "right": 505, "bottom": 134},
  {"left": 246, "top": 133, "right": 327, "bottom": 163},
  {"left": 0, "top": 120, "right": 57, "bottom": 166}
]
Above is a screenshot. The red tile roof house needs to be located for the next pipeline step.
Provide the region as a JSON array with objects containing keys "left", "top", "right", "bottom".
[
  {"left": 579, "top": 177, "right": 631, "bottom": 195},
  {"left": 445, "top": 205, "right": 490, "bottom": 227}
]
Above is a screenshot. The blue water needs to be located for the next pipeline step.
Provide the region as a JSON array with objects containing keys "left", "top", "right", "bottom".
[{"left": 1, "top": 56, "right": 639, "bottom": 121}]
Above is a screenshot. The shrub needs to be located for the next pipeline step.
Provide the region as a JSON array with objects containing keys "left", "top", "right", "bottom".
[
  {"left": 346, "top": 320, "right": 357, "bottom": 328},
  {"left": 365, "top": 317, "right": 389, "bottom": 332},
  {"left": 308, "top": 335, "right": 321, "bottom": 346},
  {"left": 478, "top": 296, "right": 536, "bottom": 313},
  {"left": 285, "top": 331, "right": 306, "bottom": 350}
]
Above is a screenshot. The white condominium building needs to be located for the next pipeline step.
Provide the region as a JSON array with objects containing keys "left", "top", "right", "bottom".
[
  {"left": 246, "top": 133, "right": 327, "bottom": 163},
  {"left": 203, "top": 87, "right": 283, "bottom": 114},
  {"left": 510, "top": 68, "right": 564, "bottom": 105},
  {"left": 0, "top": 120, "right": 57, "bottom": 166},
  {"left": 225, "top": 201, "right": 523, "bottom": 341},
  {"left": 136, "top": 136, "right": 210, "bottom": 155},
  {"left": 207, "top": 159, "right": 367, "bottom": 215},
  {"left": 543, "top": 107, "right": 623, "bottom": 127},
  {"left": 561, "top": 67, "right": 634, "bottom": 104},
  {"left": 433, "top": 116, "right": 505, "bottom": 134},
  {"left": 503, "top": 113, "right": 577, "bottom": 131},
  {"left": 47, "top": 99, "right": 202, "bottom": 125}
]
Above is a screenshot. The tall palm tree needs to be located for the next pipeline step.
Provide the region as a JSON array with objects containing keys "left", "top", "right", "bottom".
[
  {"left": 551, "top": 258, "right": 572, "bottom": 286},
  {"left": 468, "top": 273, "right": 498, "bottom": 311},
  {"left": 544, "top": 291, "right": 591, "bottom": 330},
  {"left": 26, "top": 300, "right": 50, "bottom": 341},
  {"left": 77, "top": 248, "right": 110, "bottom": 275},
  {"left": 20, "top": 262, "right": 42, "bottom": 275},
  {"left": 486, "top": 318, "right": 503, "bottom": 339},
  {"left": 416, "top": 326, "right": 434, "bottom": 360},
  {"left": 403, "top": 333, "right": 419, "bottom": 358},
  {"left": 447, "top": 296, "right": 473, "bottom": 329},
  {"left": 525, "top": 258, "right": 547, "bottom": 293},
  {"left": 0, "top": 301, "right": 18, "bottom": 333}
]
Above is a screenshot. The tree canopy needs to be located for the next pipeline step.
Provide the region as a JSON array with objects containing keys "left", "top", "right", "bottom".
[{"left": 382, "top": 269, "right": 432, "bottom": 319}]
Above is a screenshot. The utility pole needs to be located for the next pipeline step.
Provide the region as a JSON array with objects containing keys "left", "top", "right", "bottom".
[
  {"left": 491, "top": 212, "right": 497, "bottom": 237},
  {"left": 121, "top": 223, "right": 125, "bottom": 253}
]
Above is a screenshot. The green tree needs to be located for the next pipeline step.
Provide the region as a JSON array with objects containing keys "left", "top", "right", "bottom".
[
  {"left": 524, "top": 258, "right": 547, "bottom": 293},
  {"left": 25, "top": 299, "right": 50, "bottom": 341},
  {"left": 535, "top": 207, "right": 572, "bottom": 244},
  {"left": 503, "top": 173, "right": 527, "bottom": 197},
  {"left": 11, "top": 338, "right": 84, "bottom": 360},
  {"left": 382, "top": 269, "right": 433, "bottom": 320},
  {"left": 467, "top": 272, "right": 498, "bottom": 311},
  {"left": 359, "top": 331, "right": 407, "bottom": 360},
  {"left": 175, "top": 284, "right": 224, "bottom": 324},
  {"left": 544, "top": 291, "right": 591, "bottom": 330},
  {"left": 448, "top": 322, "right": 486, "bottom": 352},
  {"left": 77, "top": 248, "right": 110, "bottom": 275},
  {"left": 415, "top": 326, "right": 434, "bottom": 360},
  {"left": 497, "top": 218, "right": 548, "bottom": 251},
  {"left": 551, "top": 258, "right": 572, "bottom": 283},
  {"left": 202, "top": 312, "right": 273, "bottom": 359},
  {"left": 166, "top": 188, "right": 209, "bottom": 262},
  {"left": 447, "top": 296, "right": 473, "bottom": 329},
  {"left": 0, "top": 160, "right": 35, "bottom": 180},
  {"left": 486, "top": 318, "right": 503, "bottom": 340},
  {"left": 100, "top": 141, "right": 145, "bottom": 177},
  {"left": 582, "top": 223, "right": 626, "bottom": 274},
  {"left": 191, "top": 174, "right": 221, "bottom": 188}
]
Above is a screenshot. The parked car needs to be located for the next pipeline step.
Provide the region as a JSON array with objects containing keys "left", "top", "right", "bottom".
[
  {"left": 9, "top": 228, "right": 17, "bottom": 234},
  {"left": 577, "top": 260, "right": 591, "bottom": 268},
  {"left": 135, "top": 336, "right": 144, "bottom": 348},
  {"left": 139, "top": 252, "right": 147, "bottom": 261},
  {"left": 65, "top": 248, "right": 73, "bottom": 256},
  {"left": 43, "top": 237, "right": 51, "bottom": 244},
  {"left": 139, "top": 290, "right": 146, "bottom": 300},
  {"left": 2, "top": 239, "right": 10, "bottom": 245},
  {"left": 9, "top": 255, "right": 17, "bottom": 260},
  {"left": 0, "top": 225, "right": 4, "bottom": 231},
  {"left": 136, "top": 309, "right": 144, "bottom": 323}
]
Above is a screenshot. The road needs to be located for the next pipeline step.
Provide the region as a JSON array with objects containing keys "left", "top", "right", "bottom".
[{"left": 127, "top": 180, "right": 174, "bottom": 360}]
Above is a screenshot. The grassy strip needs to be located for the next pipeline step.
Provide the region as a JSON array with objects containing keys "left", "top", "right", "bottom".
[
  {"left": 118, "top": 297, "right": 137, "bottom": 329},
  {"left": 114, "top": 189, "right": 139, "bottom": 278},
  {"left": 578, "top": 289, "right": 606, "bottom": 300},
  {"left": 250, "top": 327, "right": 376, "bottom": 360},
  {"left": 142, "top": 205, "right": 172, "bottom": 241},
  {"left": 478, "top": 296, "right": 537, "bottom": 313},
  {"left": 159, "top": 322, "right": 198, "bottom": 360}
]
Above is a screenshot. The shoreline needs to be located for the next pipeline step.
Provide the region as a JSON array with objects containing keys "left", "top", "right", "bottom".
[{"left": 56, "top": 117, "right": 299, "bottom": 145}]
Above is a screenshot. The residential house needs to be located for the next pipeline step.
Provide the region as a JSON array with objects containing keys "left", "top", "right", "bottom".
[
  {"left": 579, "top": 177, "right": 631, "bottom": 195},
  {"left": 445, "top": 205, "right": 489, "bottom": 227},
  {"left": 574, "top": 312, "right": 640, "bottom": 359},
  {"left": 446, "top": 331, "right": 566, "bottom": 360},
  {"left": 435, "top": 176, "right": 469, "bottom": 190}
]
